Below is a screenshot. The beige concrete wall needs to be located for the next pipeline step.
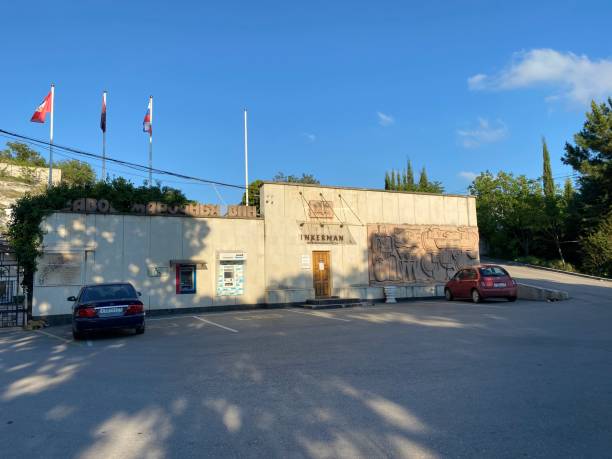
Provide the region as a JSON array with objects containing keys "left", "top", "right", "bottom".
[
  {"left": 0, "top": 162, "right": 62, "bottom": 184},
  {"left": 260, "top": 183, "right": 478, "bottom": 303},
  {"left": 33, "top": 212, "right": 265, "bottom": 317}
]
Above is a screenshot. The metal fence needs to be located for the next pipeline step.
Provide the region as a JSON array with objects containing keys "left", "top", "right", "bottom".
[{"left": 0, "top": 244, "right": 25, "bottom": 328}]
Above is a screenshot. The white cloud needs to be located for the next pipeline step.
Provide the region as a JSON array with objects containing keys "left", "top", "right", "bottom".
[
  {"left": 458, "top": 171, "right": 478, "bottom": 181},
  {"left": 377, "top": 111, "right": 395, "bottom": 126},
  {"left": 468, "top": 48, "right": 612, "bottom": 105},
  {"left": 302, "top": 132, "right": 316, "bottom": 143},
  {"left": 457, "top": 118, "right": 508, "bottom": 148}
]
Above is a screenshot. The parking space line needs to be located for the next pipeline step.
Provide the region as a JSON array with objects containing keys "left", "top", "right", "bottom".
[
  {"left": 192, "top": 316, "right": 239, "bottom": 333},
  {"left": 148, "top": 315, "right": 195, "bottom": 321},
  {"left": 288, "top": 309, "right": 351, "bottom": 322},
  {"left": 36, "top": 329, "right": 77, "bottom": 345}
]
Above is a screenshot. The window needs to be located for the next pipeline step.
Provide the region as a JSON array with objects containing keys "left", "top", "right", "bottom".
[
  {"left": 176, "top": 265, "right": 196, "bottom": 294},
  {"left": 479, "top": 267, "right": 508, "bottom": 277},
  {"left": 81, "top": 284, "right": 137, "bottom": 302}
]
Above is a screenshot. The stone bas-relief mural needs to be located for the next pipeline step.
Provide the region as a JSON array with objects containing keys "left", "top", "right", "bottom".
[{"left": 368, "top": 224, "right": 479, "bottom": 284}]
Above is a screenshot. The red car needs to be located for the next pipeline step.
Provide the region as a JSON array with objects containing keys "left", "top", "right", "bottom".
[{"left": 444, "top": 265, "right": 517, "bottom": 303}]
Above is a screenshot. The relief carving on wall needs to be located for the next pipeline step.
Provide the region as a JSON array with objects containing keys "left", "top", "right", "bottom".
[{"left": 368, "top": 224, "right": 479, "bottom": 285}]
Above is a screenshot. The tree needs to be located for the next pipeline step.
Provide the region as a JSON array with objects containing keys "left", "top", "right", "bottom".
[
  {"left": 542, "top": 138, "right": 555, "bottom": 199},
  {"left": 240, "top": 179, "right": 263, "bottom": 211},
  {"left": 563, "top": 99, "right": 612, "bottom": 231},
  {"left": 0, "top": 142, "right": 48, "bottom": 167},
  {"left": 580, "top": 213, "right": 612, "bottom": 277},
  {"left": 406, "top": 160, "right": 415, "bottom": 191},
  {"left": 57, "top": 160, "right": 96, "bottom": 186},
  {"left": 469, "top": 171, "right": 545, "bottom": 257},
  {"left": 540, "top": 138, "right": 566, "bottom": 265},
  {"left": 384, "top": 171, "right": 391, "bottom": 190},
  {"left": 418, "top": 167, "right": 429, "bottom": 191},
  {"left": 273, "top": 172, "right": 320, "bottom": 184}
]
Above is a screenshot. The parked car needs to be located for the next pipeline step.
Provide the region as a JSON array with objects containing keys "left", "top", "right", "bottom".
[
  {"left": 444, "top": 265, "right": 517, "bottom": 303},
  {"left": 68, "top": 283, "right": 145, "bottom": 340}
]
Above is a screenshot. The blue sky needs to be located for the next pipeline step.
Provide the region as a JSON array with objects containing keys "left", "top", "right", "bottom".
[{"left": 1, "top": 0, "right": 611, "bottom": 203}]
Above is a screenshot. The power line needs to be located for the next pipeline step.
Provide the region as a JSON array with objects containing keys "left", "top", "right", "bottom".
[{"left": 0, "top": 128, "right": 246, "bottom": 190}]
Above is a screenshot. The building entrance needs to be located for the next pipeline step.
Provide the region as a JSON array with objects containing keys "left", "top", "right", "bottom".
[{"left": 312, "top": 251, "right": 331, "bottom": 297}]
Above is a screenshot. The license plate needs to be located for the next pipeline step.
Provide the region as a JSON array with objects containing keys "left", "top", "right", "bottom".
[
  {"left": 97, "top": 306, "right": 124, "bottom": 315},
  {"left": 494, "top": 283, "right": 506, "bottom": 288}
]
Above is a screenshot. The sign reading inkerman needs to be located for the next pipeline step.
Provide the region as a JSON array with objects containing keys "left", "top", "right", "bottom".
[{"left": 298, "top": 223, "right": 355, "bottom": 244}]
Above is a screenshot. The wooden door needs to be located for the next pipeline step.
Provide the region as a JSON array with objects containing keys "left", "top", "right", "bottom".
[{"left": 312, "top": 251, "right": 331, "bottom": 297}]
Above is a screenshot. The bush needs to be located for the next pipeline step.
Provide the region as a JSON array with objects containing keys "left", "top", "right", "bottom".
[{"left": 514, "top": 256, "right": 576, "bottom": 273}]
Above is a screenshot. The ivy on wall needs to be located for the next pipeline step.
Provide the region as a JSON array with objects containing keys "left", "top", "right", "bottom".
[{"left": 7, "top": 178, "right": 191, "bottom": 307}]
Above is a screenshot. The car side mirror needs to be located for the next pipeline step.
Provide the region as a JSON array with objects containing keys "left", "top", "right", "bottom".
[
  {"left": 67, "top": 296, "right": 76, "bottom": 302},
  {"left": 137, "top": 292, "right": 142, "bottom": 297}
]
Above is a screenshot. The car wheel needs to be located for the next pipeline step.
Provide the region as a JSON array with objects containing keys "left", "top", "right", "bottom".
[
  {"left": 135, "top": 324, "right": 145, "bottom": 335},
  {"left": 444, "top": 288, "right": 453, "bottom": 301},
  {"left": 471, "top": 289, "right": 481, "bottom": 303},
  {"left": 72, "top": 329, "right": 85, "bottom": 340},
  {"left": 507, "top": 296, "right": 517, "bottom": 302}
]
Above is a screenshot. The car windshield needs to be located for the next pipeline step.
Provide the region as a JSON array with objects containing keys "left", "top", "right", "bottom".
[
  {"left": 479, "top": 267, "right": 508, "bottom": 277},
  {"left": 80, "top": 284, "right": 137, "bottom": 302}
]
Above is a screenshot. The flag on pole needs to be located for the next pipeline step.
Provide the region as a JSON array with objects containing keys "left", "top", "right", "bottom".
[
  {"left": 143, "top": 98, "right": 152, "bottom": 134},
  {"left": 30, "top": 91, "right": 53, "bottom": 123},
  {"left": 100, "top": 92, "right": 107, "bottom": 132}
]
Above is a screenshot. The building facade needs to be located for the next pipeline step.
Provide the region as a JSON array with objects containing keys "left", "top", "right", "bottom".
[{"left": 32, "top": 183, "right": 479, "bottom": 319}]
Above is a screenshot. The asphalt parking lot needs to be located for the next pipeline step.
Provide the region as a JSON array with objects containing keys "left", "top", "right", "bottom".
[{"left": 1, "top": 293, "right": 612, "bottom": 458}]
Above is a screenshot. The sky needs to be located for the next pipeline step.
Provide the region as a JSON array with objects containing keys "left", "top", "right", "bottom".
[{"left": 1, "top": 0, "right": 611, "bottom": 204}]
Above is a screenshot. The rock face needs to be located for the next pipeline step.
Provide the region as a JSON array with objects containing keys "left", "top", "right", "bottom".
[{"left": 0, "top": 178, "right": 45, "bottom": 232}]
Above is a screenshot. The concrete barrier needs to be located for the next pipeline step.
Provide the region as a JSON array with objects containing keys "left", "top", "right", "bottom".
[{"left": 517, "top": 283, "right": 570, "bottom": 301}]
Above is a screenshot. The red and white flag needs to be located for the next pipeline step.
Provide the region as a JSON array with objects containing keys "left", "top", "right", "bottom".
[
  {"left": 31, "top": 91, "right": 53, "bottom": 123},
  {"left": 143, "top": 97, "right": 152, "bottom": 134}
]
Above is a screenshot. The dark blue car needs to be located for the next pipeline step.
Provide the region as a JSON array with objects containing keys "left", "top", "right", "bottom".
[{"left": 68, "top": 283, "right": 145, "bottom": 340}]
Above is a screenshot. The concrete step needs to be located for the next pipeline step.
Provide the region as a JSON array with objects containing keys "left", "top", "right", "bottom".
[
  {"left": 305, "top": 297, "right": 361, "bottom": 306},
  {"left": 302, "top": 302, "right": 364, "bottom": 310}
]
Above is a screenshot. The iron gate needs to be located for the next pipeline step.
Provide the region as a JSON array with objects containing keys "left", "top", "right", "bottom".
[{"left": 0, "top": 243, "right": 25, "bottom": 328}]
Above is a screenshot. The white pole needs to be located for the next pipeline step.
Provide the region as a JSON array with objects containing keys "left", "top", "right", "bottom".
[
  {"left": 244, "top": 108, "right": 249, "bottom": 205},
  {"left": 149, "top": 95, "right": 153, "bottom": 187},
  {"left": 48, "top": 83, "right": 55, "bottom": 187},
  {"left": 102, "top": 91, "right": 107, "bottom": 180}
]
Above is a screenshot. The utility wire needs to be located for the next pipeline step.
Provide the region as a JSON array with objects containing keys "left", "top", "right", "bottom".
[{"left": 0, "top": 128, "right": 246, "bottom": 190}]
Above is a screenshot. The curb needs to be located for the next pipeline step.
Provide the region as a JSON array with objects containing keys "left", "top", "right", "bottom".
[{"left": 517, "top": 283, "right": 570, "bottom": 302}]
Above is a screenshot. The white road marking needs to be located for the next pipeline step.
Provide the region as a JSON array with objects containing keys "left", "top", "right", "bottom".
[
  {"left": 36, "top": 329, "right": 75, "bottom": 344},
  {"left": 148, "top": 315, "right": 195, "bottom": 321},
  {"left": 192, "top": 316, "right": 239, "bottom": 333},
  {"left": 288, "top": 309, "right": 352, "bottom": 322}
]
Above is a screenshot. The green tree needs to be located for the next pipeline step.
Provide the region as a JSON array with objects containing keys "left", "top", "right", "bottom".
[
  {"left": 418, "top": 167, "right": 428, "bottom": 191},
  {"left": 469, "top": 171, "right": 545, "bottom": 257},
  {"left": 0, "top": 142, "right": 47, "bottom": 167},
  {"left": 240, "top": 179, "right": 263, "bottom": 211},
  {"left": 580, "top": 213, "right": 612, "bottom": 277},
  {"left": 390, "top": 170, "right": 397, "bottom": 190},
  {"left": 563, "top": 99, "right": 612, "bottom": 231},
  {"left": 57, "top": 160, "right": 96, "bottom": 186},
  {"left": 540, "top": 138, "right": 567, "bottom": 265},
  {"left": 542, "top": 138, "right": 555, "bottom": 199},
  {"left": 406, "top": 160, "right": 414, "bottom": 191},
  {"left": 384, "top": 171, "right": 391, "bottom": 190},
  {"left": 273, "top": 172, "right": 320, "bottom": 184}
]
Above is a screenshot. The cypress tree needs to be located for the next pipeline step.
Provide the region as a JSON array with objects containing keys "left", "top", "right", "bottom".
[
  {"left": 542, "top": 138, "right": 555, "bottom": 198},
  {"left": 384, "top": 171, "right": 391, "bottom": 190},
  {"left": 418, "top": 167, "right": 429, "bottom": 191},
  {"left": 406, "top": 160, "right": 414, "bottom": 191},
  {"left": 390, "top": 170, "right": 396, "bottom": 190}
]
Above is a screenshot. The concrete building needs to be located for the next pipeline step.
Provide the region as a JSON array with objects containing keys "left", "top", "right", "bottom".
[{"left": 32, "top": 183, "right": 479, "bottom": 320}]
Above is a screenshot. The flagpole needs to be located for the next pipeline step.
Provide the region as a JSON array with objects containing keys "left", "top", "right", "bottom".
[
  {"left": 48, "top": 83, "right": 55, "bottom": 187},
  {"left": 102, "top": 91, "right": 107, "bottom": 180},
  {"left": 244, "top": 108, "right": 249, "bottom": 205},
  {"left": 149, "top": 95, "right": 153, "bottom": 187}
]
